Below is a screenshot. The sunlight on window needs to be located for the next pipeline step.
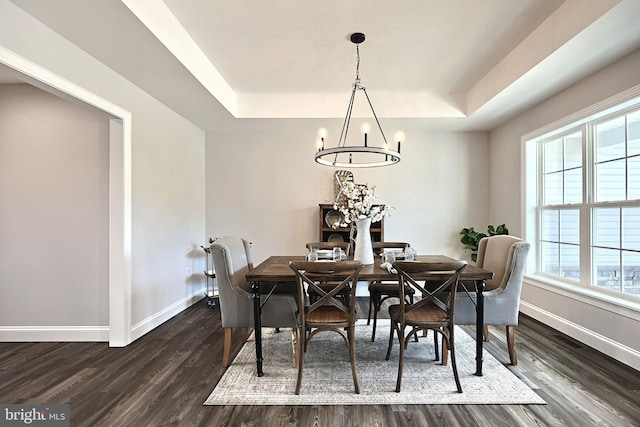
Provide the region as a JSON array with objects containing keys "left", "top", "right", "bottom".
[{"left": 532, "top": 105, "right": 640, "bottom": 300}]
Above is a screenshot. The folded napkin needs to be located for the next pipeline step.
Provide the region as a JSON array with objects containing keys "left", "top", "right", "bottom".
[{"left": 380, "top": 262, "right": 397, "bottom": 274}]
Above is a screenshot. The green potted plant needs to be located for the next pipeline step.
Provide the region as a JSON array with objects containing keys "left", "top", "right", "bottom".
[{"left": 460, "top": 224, "right": 508, "bottom": 262}]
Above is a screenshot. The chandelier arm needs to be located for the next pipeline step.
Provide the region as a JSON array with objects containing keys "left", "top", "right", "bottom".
[
  {"left": 362, "top": 87, "right": 389, "bottom": 145},
  {"left": 338, "top": 85, "right": 358, "bottom": 148}
]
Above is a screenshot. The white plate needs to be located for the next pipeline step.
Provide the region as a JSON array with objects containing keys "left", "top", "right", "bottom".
[
  {"left": 324, "top": 210, "right": 344, "bottom": 228},
  {"left": 328, "top": 233, "right": 344, "bottom": 243}
]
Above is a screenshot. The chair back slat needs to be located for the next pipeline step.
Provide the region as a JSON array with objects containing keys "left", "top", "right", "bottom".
[
  {"left": 393, "top": 260, "right": 467, "bottom": 325},
  {"left": 289, "top": 261, "right": 362, "bottom": 322}
]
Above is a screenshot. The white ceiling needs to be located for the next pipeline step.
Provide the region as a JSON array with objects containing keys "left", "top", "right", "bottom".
[{"left": 6, "top": 0, "right": 640, "bottom": 131}]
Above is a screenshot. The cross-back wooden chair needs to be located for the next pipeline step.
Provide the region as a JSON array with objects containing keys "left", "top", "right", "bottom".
[
  {"left": 304, "top": 242, "right": 351, "bottom": 304},
  {"left": 289, "top": 260, "right": 363, "bottom": 395},
  {"left": 367, "top": 241, "right": 414, "bottom": 341},
  {"left": 385, "top": 260, "right": 467, "bottom": 393}
]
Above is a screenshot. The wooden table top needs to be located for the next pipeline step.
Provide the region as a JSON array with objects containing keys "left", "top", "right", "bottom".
[{"left": 246, "top": 255, "right": 493, "bottom": 283}]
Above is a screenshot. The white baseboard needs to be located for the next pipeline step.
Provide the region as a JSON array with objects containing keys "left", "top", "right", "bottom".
[
  {"left": 0, "top": 326, "right": 109, "bottom": 342},
  {"left": 130, "top": 290, "right": 204, "bottom": 342},
  {"left": 520, "top": 301, "right": 640, "bottom": 371},
  {"left": 0, "top": 291, "right": 204, "bottom": 343}
]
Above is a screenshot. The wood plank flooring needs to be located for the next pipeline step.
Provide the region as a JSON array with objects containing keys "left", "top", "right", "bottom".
[{"left": 1, "top": 298, "right": 639, "bottom": 426}]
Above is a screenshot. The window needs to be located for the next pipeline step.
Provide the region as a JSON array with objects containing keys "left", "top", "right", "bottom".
[{"left": 531, "top": 105, "right": 640, "bottom": 300}]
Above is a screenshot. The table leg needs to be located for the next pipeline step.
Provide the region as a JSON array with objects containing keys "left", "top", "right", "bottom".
[
  {"left": 251, "top": 281, "right": 264, "bottom": 377},
  {"left": 474, "top": 279, "right": 485, "bottom": 376}
]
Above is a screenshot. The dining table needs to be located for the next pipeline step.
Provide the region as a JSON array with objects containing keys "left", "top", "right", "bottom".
[{"left": 245, "top": 254, "right": 493, "bottom": 377}]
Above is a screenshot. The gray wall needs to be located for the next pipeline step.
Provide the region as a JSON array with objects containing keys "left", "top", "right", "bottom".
[
  {"left": 206, "top": 124, "right": 490, "bottom": 263},
  {"left": 0, "top": 0, "right": 207, "bottom": 343},
  {"left": 490, "top": 48, "right": 640, "bottom": 369},
  {"left": 0, "top": 84, "right": 110, "bottom": 327}
]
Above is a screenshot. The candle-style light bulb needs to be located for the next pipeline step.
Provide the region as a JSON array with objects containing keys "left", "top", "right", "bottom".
[
  {"left": 394, "top": 131, "right": 405, "bottom": 153},
  {"left": 361, "top": 123, "right": 370, "bottom": 147},
  {"left": 318, "top": 128, "right": 327, "bottom": 150}
]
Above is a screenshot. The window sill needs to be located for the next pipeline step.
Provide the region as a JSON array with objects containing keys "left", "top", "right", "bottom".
[{"left": 524, "top": 274, "right": 640, "bottom": 321}]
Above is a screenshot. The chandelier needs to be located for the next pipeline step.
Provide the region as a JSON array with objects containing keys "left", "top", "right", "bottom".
[{"left": 314, "top": 32, "right": 403, "bottom": 168}]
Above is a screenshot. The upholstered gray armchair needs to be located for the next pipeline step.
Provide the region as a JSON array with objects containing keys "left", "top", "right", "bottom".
[
  {"left": 210, "top": 236, "right": 299, "bottom": 368},
  {"left": 454, "top": 235, "right": 530, "bottom": 365}
]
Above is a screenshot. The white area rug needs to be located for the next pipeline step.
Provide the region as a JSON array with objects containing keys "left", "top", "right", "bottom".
[{"left": 204, "top": 320, "right": 545, "bottom": 405}]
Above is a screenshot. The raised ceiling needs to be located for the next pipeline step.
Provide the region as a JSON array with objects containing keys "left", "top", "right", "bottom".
[{"left": 6, "top": 0, "right": 640, "bottom": 131}]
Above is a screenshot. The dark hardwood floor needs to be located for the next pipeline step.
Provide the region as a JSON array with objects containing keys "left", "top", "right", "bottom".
[{"left": 1, "top": 298, "right": 639, "bottom": 426}]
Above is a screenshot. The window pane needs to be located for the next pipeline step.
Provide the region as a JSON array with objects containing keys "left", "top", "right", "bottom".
[
  {"left": 593, "top": 207, "right": 620, "bottom": 247},
  {"left": 560, "top": 209, "right": 579, "bottom": 244},
  {"left": 541, "top": 241, "right": 559, "bottom": 275},
  {"left": 629, "top": 156, "right": 640, "bottom": 200},
  {"left": 593, "top": 247, "right": 621, "bottom": 292},
  {"left": 560, "top": 243, "right": 580, "bottom": 280},
  {"left": 629, "top": 110, "right": 640, "bottom": 156},
  {"left": 623, "top": 250, "right": 640, "bottom": 296},
  {"left": 541, "top": 209, "right": 559, "bottom": 241},
  {"left": 544, "top": 138, "right": 563, "bottom": 173},
  {"left": 535, "top": 104, "right": 640, "bottom": 297},
  {"left": 564, "top": 132, "right": 582, "bottom": 169},
  {"left": 622, "top": 207, "right": 640, "bottom": 250},
  {"left": 595, "top": 159, "right": 625, "bottom": 202},
  {"left": 595, "top": 116, "right": 626, "bottom": 162},
  {"left": 544, "top": 172, "right": 563, "bottom": 205},
  {"left": 565, "top": 167, "right": 582, "bottom": 203}
]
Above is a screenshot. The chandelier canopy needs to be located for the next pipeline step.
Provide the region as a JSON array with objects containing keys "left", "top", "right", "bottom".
[{"left": 314, "top": 33, "right": 403, "bottom": 168}]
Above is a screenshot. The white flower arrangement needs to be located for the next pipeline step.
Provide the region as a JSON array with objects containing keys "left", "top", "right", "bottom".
[{"left": 333, "top": 182, "right": 391, "bottom": 226}]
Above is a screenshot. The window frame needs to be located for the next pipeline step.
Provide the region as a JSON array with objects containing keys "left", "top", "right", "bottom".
[{"left": 524, "top": 91, "right": 640, "bottom": 307}]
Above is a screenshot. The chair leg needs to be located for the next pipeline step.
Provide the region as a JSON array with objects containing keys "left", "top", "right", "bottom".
[
  {"left": 291, "top": 329, "right": 299, "bottom": 369},
  {"left": 483, "top": 325, "right": 490, "bottom": 341},
  {"left": 395, "top": 329, "right": 406, "bottom": 392},
  {"left": 448, "top": 326, "right": 463, "bottom": 393},
  {"left": 222, "top": 327, "right": 232, "bottom": 368},
  {"left": 304, "top": 327, "right": 311, "bottom": 352},
  {"left": 371, "top": 302, "right": 379, "bottom": 342},
  {"left": 433, "top": 330, "right": 440, "bottom": 362},
  {"left": 506, "top": 325, "right": 518, "bottom": 365},
  {"left": 385, "top": 320, "right": 395, "bottom": 360},
  {"left": 348, "top": 324, "right": 360, "bottom": 394},
  {"left": 371, "top": 292, "right": 382, "bottom": 341},
  {"left": 367, "top": 292, "right": 373, "bottom": 325},
  {"left": 295, "top": 325, "right": 305, "bottom": 395},
  {"left": 441, "top": 328, "right": 449, "bottom": 366}
]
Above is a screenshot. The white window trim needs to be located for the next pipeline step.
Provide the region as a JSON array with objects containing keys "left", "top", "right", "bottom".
[
  {"left": 525, "top": 274, "right": 640, "bottom": 321},
  {"left": 522, "top": 84, "right": 640, "bottom": 313}
]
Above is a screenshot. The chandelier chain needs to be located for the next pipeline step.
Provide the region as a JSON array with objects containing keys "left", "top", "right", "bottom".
[{"left": 355, "top": 45, "right": 361, "bottom": 85}]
